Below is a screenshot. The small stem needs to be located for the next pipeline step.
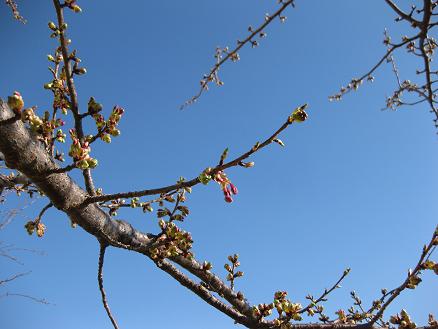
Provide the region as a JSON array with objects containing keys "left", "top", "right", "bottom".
[
  {"left": 98, "top": 242, "right": 120, "bottom": 329},
  {"left": 82, "top": 105, "right": 306, "bottom": 205}
]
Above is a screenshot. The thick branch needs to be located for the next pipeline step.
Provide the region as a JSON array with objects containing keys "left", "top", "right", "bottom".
[
  {"left": 0, "top": 99, "right": 155, "bottom": 253},
  {"left": 0, "top": 99, "right": 254, "bottom": 323},
  {"left": 418, "top": 0, "right": 438, "bottom": 118},
  {"left": 156, "top": 259, "right": 256, "bottom": 327},
  {"left": 0, "top": 99, "right": 434, "bottom": 329}
]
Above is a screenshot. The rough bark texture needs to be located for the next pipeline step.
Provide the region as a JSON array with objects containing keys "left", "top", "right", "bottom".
[
  {"left": 0, "top": 99, "right": 255, "bottom": 326},
  {"left": 2, "top": 99, "right": 436, "bottom": 329},
  {"left": 0, "top": 99, "right": 154, "bottom": 250}
]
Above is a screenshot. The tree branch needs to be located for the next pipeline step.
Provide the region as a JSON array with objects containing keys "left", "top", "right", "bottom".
[
  {"left": 0, "top": 271, "right": 31, "bottom": 286},
  {"left": 384, "top": 0, "right": 421, "bottom": 25},
  {"left": 180, "top": 0, "right": 296, "bottom": 109},
  {"left": 82, "top": 104, "right": 308, "bottom": 205},
  {"left": 156, "top": 258, "right": 257, "bottom": 327},
  {"left": 0, "top": 97, "right": 435, "bottom": 329},
  {"left": 52, "top": 0, "right": 96, "bottom": 195},
  {"left": 97, "top": 243, "right": 120, "bottom": 329},
  {"left": 0, "top": 292, "right": 50, "bottom": 305},
  {"left": 369, "top": 225, "right": 438, "bottom": 326}
]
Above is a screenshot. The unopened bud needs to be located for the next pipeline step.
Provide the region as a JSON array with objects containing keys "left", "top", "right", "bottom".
[
  {"left": 48, "top": 21, "right": 57, "bottom": 30},
  {"left": 72, "top": 5, "right": 82, "bottom": 12}
]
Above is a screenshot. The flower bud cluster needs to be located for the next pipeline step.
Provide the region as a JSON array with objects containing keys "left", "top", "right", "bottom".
[
  {"left": 390, "top": 309, "right": 417, "bottom": 329},
  {"left": 288, "top": 105, "right": 308, "bottom": 124},
  {"left": 202, "top": 261, "right": 213, "bottom": 271},
  {"left": 273, "top": 291, "right": 302, "bottom": 321},
  {"left": 252, "top": 303, "right": 274, "bottom": 319},
  {"left": 224, "top": 254, "right": 243, "bottom": 289},
  {"left": 421, "top": 260, "right": 438, "bottom": 275},
  {"left": 7, "top": 91, "right": 24, "bottom": 114},
  {"left": 93, "top": 106, "right": 124, "bottom": 143},
  {"left": 44, "top": 49, "right": 71, "bottom": 115},
  {"left": 149, "top": 221, "right": 193, "bottom": 260},
  {"left": 21, "top": 108, "right": 65, "bottom": 146},
  {"left": 68, "top": 129, "right": 98, "bottom": 169},
  {"left": 406, "top": 272, "right": 422, "bottom": 289},
  {"left": 214, "top": 170, "right": 238, "bottom": 203},
  {"left": 24, "top": 220, "right": 46, "bottom": 238}
]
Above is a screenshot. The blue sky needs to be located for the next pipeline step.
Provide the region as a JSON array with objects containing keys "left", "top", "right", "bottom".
[{"left": 1, "top": 1, "right": 437, "bottom": 328}]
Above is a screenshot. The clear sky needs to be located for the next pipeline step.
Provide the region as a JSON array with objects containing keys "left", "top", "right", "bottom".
[{"left": 1, "top": 1, "right": 437, "bottom": 329}]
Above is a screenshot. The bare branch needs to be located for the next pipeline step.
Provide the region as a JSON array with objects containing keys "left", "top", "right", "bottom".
[
  {"left": 331, "top": 0, "right": 438, "bottom": 127},
  {"left": 369, "top": 225, "right": 438, "bottom": 325},
  {"left": 299, "top": 268, "right": 351, "bottom": 315},
  {"left": 4, "top": 0, "right": 26, "bottom": 23},
  {"left": 82, "top": 104, "right": 308, "bottom": 205},
  {"left": 384, "top": 0, "right": 421, "bottom": 25},
  {"left": 97, "top": 243, "right": 120, "bottom": 329},
  {"left": 156, "top": 258, "right": 257, "bottom": 327},
  {"left": 52, "top": 0, "right": 96, "bottom": 195},
  {"left": 0, "top": 292, "right": 50, "bottom": 305},
  {"left": 181, "top": 0, "right": 296, "bottom": 109},
  {"left": 0, "top": 271, "right": 31, "bottom": 286}
]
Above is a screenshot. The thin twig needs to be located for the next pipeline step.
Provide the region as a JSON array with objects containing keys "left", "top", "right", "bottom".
[
  {"left": 97, "top": 243, "right": 120, "bottom": 329},
  {"left": 299, "top": 268, "right": 351, "bottom": 314},
  {"left": 384, "top": 0, "right": 421, "bottom": 25},
  {"left": 0, "top": 271, "right": 31, "bottom": 286},
  {"left": 369, "top": 225, "right": 438, "bottom": 325},
  {"left": 82, "top": 104, "right": 307, "bottom": 205},
  {"left": 5, "top": 0, "right": 26, "bottom": 23},
  {"left": 52, "top": 0, "right": 96, "bottom": 195},
  {"left": 180, "top": 0, "right": 295, "bottom": 109},
  {"left": 0, "top": 292, "right": 50, "bottom": 305}
]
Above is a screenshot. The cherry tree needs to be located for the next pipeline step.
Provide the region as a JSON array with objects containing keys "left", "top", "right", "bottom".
[{"left": 1, "top": 1, "right": 437, "bottom": 329}]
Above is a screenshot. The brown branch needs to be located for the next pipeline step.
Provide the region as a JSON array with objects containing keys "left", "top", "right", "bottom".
[
  {"left": 418, "top": 0, "right": 438, "bottom": 119},
  {"left": 0, "top": 113, "right": 20, "bottom": 126},
  {"left": 5, "top": 0, "right": 26, "bottom": 23},
  {"left": 169, "top": 254, "right": 254, "bottom": 318},
  {"left": 33, "top": 202, "right": 53, "bottom": 227},
  {"left": 384, "top": 0, "right": 421, "bottom": 25},
  {"left": 0, "top": 292, "right": 50, "bottom": 305},
  {"left": 97, "top": 243, "right": 120, "bottom": 329},
  {"left": 332, "top": 0, "right": 438, "bottom": 126},
  {"left": 300, "top": 268, "right": 351, "bottom": 315},
  {"left": 52, "top": 0, "right": 96, "bottom": 195},
  {"left": 156, "top": 258, "right": 257, "bottom": 328},
  {"left": 0, "top": 100, "right": 436, "bottom": 329},
  {"left": 180, "top": 0, "right": 295, "bottom": 109},
  {"left": 369, "top": 224, "right": 438, "bottom": 326},
  {"left": 82, "top": 104, "right": 308, "bottom": 205},
  {"left": 329, "top": 34, "right": 420, "bottom": 101},
  {"left": 0, "top": 271, "right": 31, "bottom": 286},
  {"left": 44, "top": 163, "right": 76, "bottom": 174}
]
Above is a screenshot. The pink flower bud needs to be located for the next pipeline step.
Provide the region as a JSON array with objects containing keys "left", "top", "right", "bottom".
[
  {"left": 225, "top": 195, "right": 233, "bottom": 203},
  {"left": 229, "top": 183, "right": 238, "bottom": 195}
]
